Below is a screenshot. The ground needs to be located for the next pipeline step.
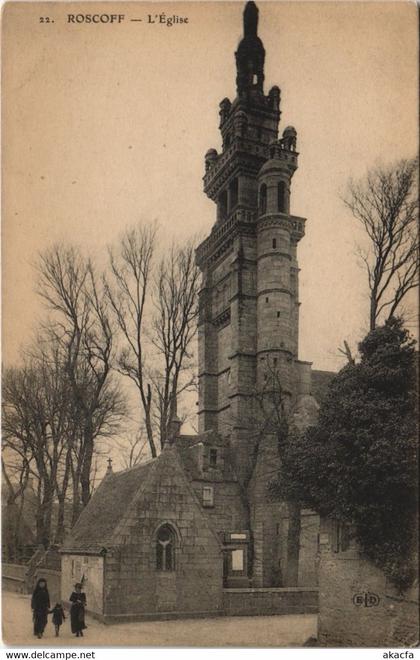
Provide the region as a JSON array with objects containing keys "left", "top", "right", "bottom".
[{"left": 2, "top": 592, "right": 317, "bottom": 647}]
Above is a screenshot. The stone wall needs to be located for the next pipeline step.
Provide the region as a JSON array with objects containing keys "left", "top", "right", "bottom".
[
  {"left": 2, "top": 563, "right": 27, "bottom": 594},
  {"left": 223, "top": 586, "right": 318, "bottom": 616},
  {"left": 317, "top": 518, "right": 419, "bottom": 647},
  {"left": 61, "top": 555, "right": 104, "bottom": 615},
  {"left": 102, "top": 449, "right": 223, "bottom": 621},
  {"left": 191, "top": 480, "right": 246, "bottom": 533}
]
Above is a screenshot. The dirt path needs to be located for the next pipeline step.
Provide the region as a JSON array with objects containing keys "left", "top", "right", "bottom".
[{"left": 2, "top": 592, "right": 317, "bottom": 647}]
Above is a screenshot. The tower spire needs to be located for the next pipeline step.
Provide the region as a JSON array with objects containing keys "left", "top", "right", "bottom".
[
  {"left": 243, "top": 1, "right": 258, "bottom": 37},
  {"left": 235, "top": 2, "right": 265, "bottom": 96}
]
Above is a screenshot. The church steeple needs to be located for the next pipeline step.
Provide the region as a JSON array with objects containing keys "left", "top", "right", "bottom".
[
  {"left": 235, "top": 1, "right": 265, "bottom": 96},
  {"left": 243, "top": 0, "right": 258, "bottom": 35}
]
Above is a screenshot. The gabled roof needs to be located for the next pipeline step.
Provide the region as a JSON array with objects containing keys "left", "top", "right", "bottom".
[
  {"left": 311, "top": 369, "right": 336, "bottom": 405},
  {"left": 61, "top": 445, "right": 226, "bottom": 555},
  {"left": 61, "top": 459, "right": 157, "bottom": 554}
]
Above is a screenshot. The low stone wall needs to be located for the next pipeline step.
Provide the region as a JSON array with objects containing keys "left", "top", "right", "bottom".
[
  {"left": 2, "top": 562, "right": 62, "bottom": 605},
  {"left": 317, "top": 519, "right": 419, "bottom": 647},
  {"left": 223, "top": 587, "right": 318, "bottom": 616},
  {"left": 2, "top": 563, "right": 28, "bottom": 594},
  {"left": 2, "top": 574, "right": 26, "bottom": 594}
]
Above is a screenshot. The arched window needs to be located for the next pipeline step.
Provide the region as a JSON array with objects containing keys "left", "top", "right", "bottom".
[
  {"left": 156, "top": 524, "right": 176, "bottom": 571},
  {"left": 259, "top": 184, "right": 267, "bottom": 215},
  {"left": 278, "top": 181, "right": 286, "bottom": 212}
]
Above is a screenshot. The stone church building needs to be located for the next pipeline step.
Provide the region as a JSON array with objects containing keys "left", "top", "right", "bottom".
[{"left": 61, "top": 2, "right": 333, "bottom": 621}]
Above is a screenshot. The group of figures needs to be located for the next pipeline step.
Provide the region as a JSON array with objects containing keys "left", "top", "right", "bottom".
[{"left": 31, "top": 579, "right": 87, "bottom": 639}]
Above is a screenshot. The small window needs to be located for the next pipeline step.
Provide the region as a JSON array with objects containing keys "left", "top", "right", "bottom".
[
  {"left": 278, "top": 181, "right": 286, "bottom": 212},
  {"left": 203, "top": 486, "right": 214, "bottom": 507},
  {"left": 229, "top": 178, "right": 238, "bottom": 210},
  {"left": 265, "top": 297, "right": 269, "bottom": 303},
  {"left": 277, "top": 311, "right": 280, "bottom": 318},
  {"left": 332, "top": 520, "right": 351, "bottom": 553},
  {"left": 156, "top": 524, "right": 176, "bottom": 571},
  {"left": 209, "top": 448, "right": 218, "bottom": 467},
  {"left": 273, "top": 357, "right": 278, "bottom": 366},
  {"left": 259, "top": 184, "right": 267, "bottom": 215},
  {"left": 272, "top": 238, "right": 277, "bottom": 249}
]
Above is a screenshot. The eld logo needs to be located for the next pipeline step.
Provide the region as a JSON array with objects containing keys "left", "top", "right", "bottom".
[{"left": 352, "top": 592, "right": 380, "bottom": 607}]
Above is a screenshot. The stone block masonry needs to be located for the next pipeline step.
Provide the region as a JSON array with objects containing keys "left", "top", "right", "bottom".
[
  {"left": 223, "top": 587, "right": 318, "bottom": 616},
  {"left": 317, "top": 518, "right": 419, "bottom": 647}
]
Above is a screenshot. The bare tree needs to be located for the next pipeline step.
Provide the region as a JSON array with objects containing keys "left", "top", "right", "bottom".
[
  {"left": 105, "top": 225, "right": 158, "bottom": 457},
  {"left": 114, "top": 429, "right": 149, "bottom": 470},
  {"left": 338, "top": 340, "right": 356, "bottom": 365},
  {"left": 343, "top": 158, "right": 419, "bottom": 330},
  {"left": 228, "top": 359, "right": 301, "bottom": 585},
  {"left": 251, "top": 363, "right": 302, "bottom": 586},
  {"left": 2, "top": 360, "right": 66, "bottom": 547},
  {"left": 151, "top": 242, "right": 200, "bottom": 449},
  {"left": 106, "top": 228, "right": 200, "bottom": 455},
  {"left": 37, "top": 245, "right": 125, "bottom": 510},
  {"left": 1, "top": 451, "right": 32, "bottom": 561}
]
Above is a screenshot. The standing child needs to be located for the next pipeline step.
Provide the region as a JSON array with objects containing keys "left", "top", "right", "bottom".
[{"left": 50, "top": 603, "right": 65, "bottom": 637}]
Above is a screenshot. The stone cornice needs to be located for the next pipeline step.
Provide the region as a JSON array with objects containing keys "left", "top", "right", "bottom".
[
  {"left": 203, "top": 138, "right": 268, "bottom": 200},
  {"left": 196, "top": 208, "right": 257, "bottom": 268},
  {"left": 257, "top": 213, "right": 306, "bottom": 242},
  {"left": 213, "top": 308, "right": 231, "bottom": 329}
]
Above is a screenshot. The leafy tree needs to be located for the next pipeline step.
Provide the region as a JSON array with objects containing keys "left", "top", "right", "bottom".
[{"left": 272, "top": 317, "right": 418, "bottom": 589}]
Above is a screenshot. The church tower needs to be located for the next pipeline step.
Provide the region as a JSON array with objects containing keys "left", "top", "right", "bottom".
[{"left": 196, "top": 1, "right": 308, "bottom": 490}]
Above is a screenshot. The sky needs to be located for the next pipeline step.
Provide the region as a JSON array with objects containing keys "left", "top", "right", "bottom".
[{"left": 2, "top": 1, "right": 418, "bottom": 376}]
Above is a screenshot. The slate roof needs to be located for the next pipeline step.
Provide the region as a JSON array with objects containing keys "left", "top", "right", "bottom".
[
  {"left": 311, "top": 369, "right": 336, "bottom": 405},
  {"left": 61, "top": 459, "right": 156, "bottom": 554}
]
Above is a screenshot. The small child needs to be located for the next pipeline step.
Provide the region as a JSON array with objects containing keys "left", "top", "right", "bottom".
[{"left": 50, "top": 603, "right": 65, "bottom": 637}]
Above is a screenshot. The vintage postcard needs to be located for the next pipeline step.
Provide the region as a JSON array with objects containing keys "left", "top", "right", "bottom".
[{"left": 1, "top": 0, "right": 418, "bottom": 651}]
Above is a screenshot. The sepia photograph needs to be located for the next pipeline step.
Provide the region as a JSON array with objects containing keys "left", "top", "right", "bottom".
[{"left": 1, "top": 0, "right": 418, "bottom": 651}]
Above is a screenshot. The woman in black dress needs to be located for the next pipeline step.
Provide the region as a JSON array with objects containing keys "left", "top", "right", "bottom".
[
  {"left": 31, "top": 578, "right": 50, "bottom": 639},
  {"left": 69, "top": 583, "right": 87, "bottom": 637}
]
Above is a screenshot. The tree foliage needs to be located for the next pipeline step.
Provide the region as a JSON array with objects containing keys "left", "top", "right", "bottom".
[{"left": 273, "top": 318, "right": 418, "bottom": 588}]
